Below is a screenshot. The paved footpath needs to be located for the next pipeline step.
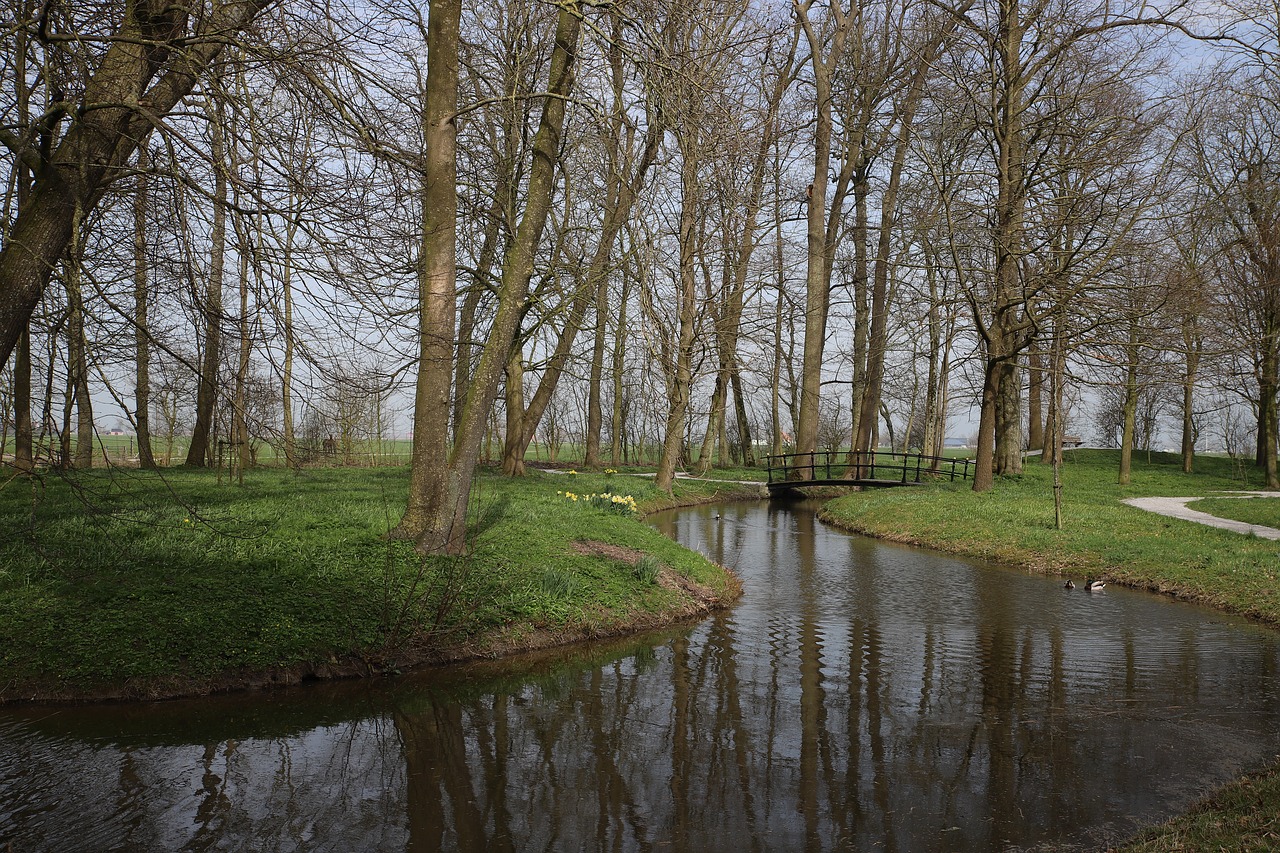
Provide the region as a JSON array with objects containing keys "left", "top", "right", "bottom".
[{"left": 1122, "top": 492, "right": 1280, "bottom": 540}]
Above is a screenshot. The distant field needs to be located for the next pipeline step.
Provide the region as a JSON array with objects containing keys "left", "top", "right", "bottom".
[
  {"left": 1, "top": 436, "right": 726, "bottom": 469},
  {"left": 1, "top": 435, "right": 417, "bottom": 467},
  {"left": 3, "top": 433, "right": 976, "bottom": 473}
]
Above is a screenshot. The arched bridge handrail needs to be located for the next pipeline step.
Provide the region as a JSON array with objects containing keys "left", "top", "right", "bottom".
[{"left": 765, "top": 450, "right": 974, "bottom": 487}]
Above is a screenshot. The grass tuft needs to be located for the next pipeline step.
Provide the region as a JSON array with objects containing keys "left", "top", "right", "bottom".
[{"left": 633, "top": 554, "right": 662, "bottom": 584}]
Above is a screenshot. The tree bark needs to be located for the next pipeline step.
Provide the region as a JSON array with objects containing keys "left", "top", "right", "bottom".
[
  {"left": 793, "top": 1, "right": 851, "bottom": 473},
  {"left": 13, "top": 330, "right": 32, "bottom": 471},
  {"left": 609, "top": 265, "right": 631, "bottom": 467},
  {"left": 1118, "top": 318, "right": 1140, "bottom": 485},
  {"left": 398, "top": 0, "right": 463, "bottom": 547},
  {"left": 972, "top": 0, "right": 1028, "bottom": 491},
  {"left": 186, "top": 90, "right": 229, "bottom": 467},
  {"left": 1027, "top": 342, "right": 1044, "bottom": 454},
  {"left": 501, "top": 350, "right": 525, "bottom": 476},
  {"left": 655, "top": 146, "right": 702, "bottom": 493},
  {"left": 133, "top": 144, "right": 157, "bottom": 469},
  {"left": 66, "top": 216, "right": 94, "bottom": 470},
  {"left": 1180, "top": 312, "right": 1199, "bottom": 473}
]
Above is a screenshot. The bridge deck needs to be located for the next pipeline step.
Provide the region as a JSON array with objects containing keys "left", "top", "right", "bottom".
[
  {"left": 766, "top": 477, "right": 922, "bottom": 493},
  {"left": 765, "top": 450, "right": 973, "bottom": 493}
]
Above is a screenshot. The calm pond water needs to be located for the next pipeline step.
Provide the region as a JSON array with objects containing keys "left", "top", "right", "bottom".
[{"left": 3, "top": 499, "right": 1280, "bottom": 852}]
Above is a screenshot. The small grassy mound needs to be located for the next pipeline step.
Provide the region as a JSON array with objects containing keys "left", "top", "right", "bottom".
[{"left": 0, "top": 466, "right": 749, "bottom": 701}]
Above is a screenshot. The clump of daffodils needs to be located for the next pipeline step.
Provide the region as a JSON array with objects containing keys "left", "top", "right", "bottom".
[{"left": 558, "top": 490, "right": 638, "bottom": 516}]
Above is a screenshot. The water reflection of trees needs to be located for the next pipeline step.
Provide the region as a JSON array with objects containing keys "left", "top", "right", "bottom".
[{"left": 391, "top": 507, "right": 1280, "bottom": 852}]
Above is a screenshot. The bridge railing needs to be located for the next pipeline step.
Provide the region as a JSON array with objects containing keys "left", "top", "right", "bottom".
[{"left": 765, "top": 450, "right": 973, "bottom": 486}]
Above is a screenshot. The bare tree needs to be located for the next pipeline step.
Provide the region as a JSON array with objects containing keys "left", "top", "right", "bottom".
[{"left": 0, "top": 0, "right": 280, "bottom": 369}]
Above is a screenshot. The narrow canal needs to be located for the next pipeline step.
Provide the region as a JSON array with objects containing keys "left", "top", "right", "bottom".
[{"left": 3, "top": 499, "right": 1279, "bottom": 851}]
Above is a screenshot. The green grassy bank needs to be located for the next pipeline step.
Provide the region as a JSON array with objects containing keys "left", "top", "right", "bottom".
[
  {"left": 819, "top": 449, "right": 1280, "bottom": 852},
  {"left": 0, "top": 466, "right": 754, "bottom": 703},
  {"left": 821, "top": 449, "right": 1280, "bottom": 624}
]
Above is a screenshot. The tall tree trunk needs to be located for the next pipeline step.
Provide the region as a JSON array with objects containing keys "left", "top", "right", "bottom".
[
  {"left": 64, "top": 202, "right": 94, "bottom": 469},
  {"left": 770, "top": 161, "right": 787, "bottom": 458},
  {"left": 794, "top": 3, "right": 850, "bottom": 471},
  {"left": 584, "top": 273, "right": 609, "bottom": 468},
  {"left": 655, "top": 151, "right": 701, "bottom": 493},
  {"left": 1027, "top": 341, "right": 1044, "bottom": 454},
  {"left": 501, "top": 350, "right": 525, "bottom": 476},
  {"left": 1118, "top": 318, "right": 1140, "bottom": 485},
  {"left": 608, "top": 269, "right": 631, "bottom": 468},
  {"left": 186, "top": 88, "right": 228, "bottom": 467},
  {"left": 13, "top": 330, "right": 32, "bottom": 471},
  {"left": 398, "top": 0, "right": 463, "bottom": 546},
  {"left": 695, "top": 372, "right": 727, "bottom": 475},
  {"left": 921, "top": 246, "right": 943, "bottom": 463},
  {"left": 280, "top": 209, "right": 297, "bottom": 468},
  {"left": 133, "top": 144, "right": 157, "bottom": 469},
  {"left": 974, "top": 0, "right": 1028, "bottom": 491},
  {"left": 1259, "top": 346, "right": 1280, "bottom": 489},
  {"left": 847, "top": 176, "right": 870, "bottom": 463},
  {"left": 234, "top": 231, "right": 251, "bottom": 482},
  {"left": 1180, "top": 312, "right": 1199, "bottom": 473},
  {"left": 69, "top": 290, "right": 94, "bottom": 468},
  {"left": 232, "top": 119, "right": 255, "bottom": 483},
  {"left": 994, "top": 355, "right": 1024, "bottom": 473},
  {"left": 588, "top": 10, "right": 643, "bottom": 469},
  {"left": 973, "top": 356, "right": 1002, "bottom": 492},
  {"left": 1041, "top": 310, "right": 1066, "bottom": 468},
  {"left": 730, "top": 368, "right": 753, "bottom": 466}
]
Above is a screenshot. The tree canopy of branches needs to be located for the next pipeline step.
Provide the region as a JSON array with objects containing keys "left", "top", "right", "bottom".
[{"left": 8, "top": 0, "right": 1280, "bottom": 553}]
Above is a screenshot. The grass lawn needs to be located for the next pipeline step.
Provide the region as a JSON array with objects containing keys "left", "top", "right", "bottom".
[
  {"left": 818, "top": 448, "right": 1280, "bottom": 852},
  {"left": 1188, "top": 495, "right": 1280, "bottom": 530},
  {"left": 0, "top": 465, "right": 753, "bottom": 702}
]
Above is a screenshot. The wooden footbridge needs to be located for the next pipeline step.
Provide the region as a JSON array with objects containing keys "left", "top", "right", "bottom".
[{"left": 765, "top": 450, "right": 974, "bottom": 494}]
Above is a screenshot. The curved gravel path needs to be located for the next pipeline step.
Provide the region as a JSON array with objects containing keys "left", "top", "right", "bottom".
[{"left": 1122, "top": 492, "right": 1280, "bottom": 540}]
